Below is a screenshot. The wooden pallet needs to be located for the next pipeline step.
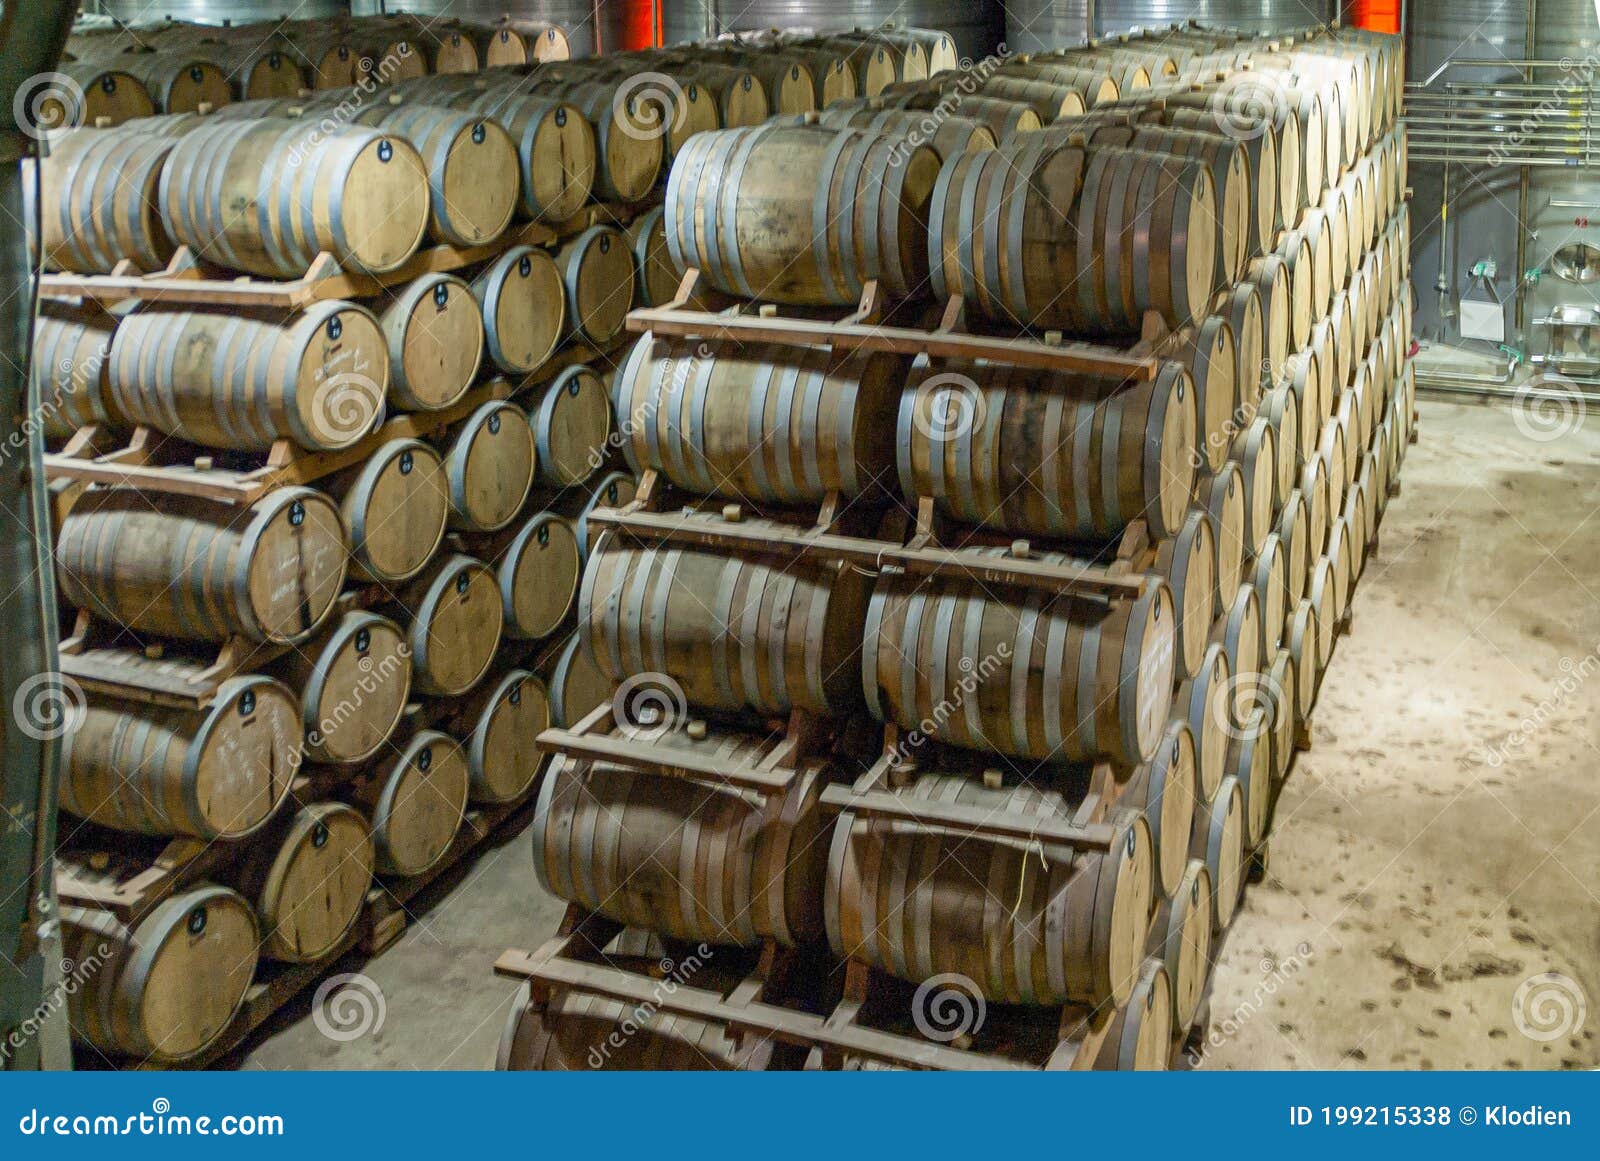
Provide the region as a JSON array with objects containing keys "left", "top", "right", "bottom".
[
  {"left": 627, "top": 270, "right": 1163, "bottom": 380},
  {"left": 44, "top": 338, "right": 622, "bottom": 507},
  {"left": 38, "top": 203, "right": 637, "bottom": 309}
]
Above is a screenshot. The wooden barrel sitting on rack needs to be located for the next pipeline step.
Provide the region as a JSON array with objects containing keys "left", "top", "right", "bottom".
[
  {"left": 56, "top": 486, "right": 347, "bottom": 644},
  {"left": 41, "top": 62, "right": 154, "bottom": 126},
  {"left": 554, "top": 470, "right": 636, "bottom": 565},
  {"left": 1191, "top": 776, "right": 1246, "bottom": 930},
  {"left": 536, "top": 725, "right": 831, "bottom": 947},
  {"left": 439, "top": 399, "right": 537, "bottom": 532},
  {"left": 1252, "top": 533, "right": 1289, "bottom": 652},
  {"left": 522, "top": 78, "right": 662, "bottom": 204},
  {"left": 462, "top": 669, "right": 550, "bottom": 804},
  {"left": 613, "top": 334, "right": 902, "bottom": 504},
  {"left": 545, "top": 633, "right": 615, "bottom": 727},
  {"left": 625, "top": 207, "right": 680, "bottom": 308},
  {"left": 1173, "top": 642, "right": 1231, "bottom": 800},
  {"left": 353, "top": 730, "right": 470, "bottom": 877},
  {"left": 899, "top": 359, "right": 1198, "bottom": 542},
  {"left": 1229, "top": 415, "right": 1278, "bottom": 556},
  {"left": 37, "top": 128, "right": 176, "bottom": 274},
  {"left": 582, "top": 532, "right": 870, "bottom": 718},
  {"left": 86, "top": 49, "right": 233, "bottom": 115},
  {"left": 1229, "top": 721, "right": 1272, "bottom": 846},
  {"left": 276, "top": 610, "right": 412, "bottom": 766},
  {"left": 528, "top": 365, "right": 611, "bottom": 487},
  {"left": 1286, "top": 598, "right": 1321, "bottom": 715},
  {"left": 490, "top": 511, "right": 581, "bottom": 640},
  {"left": 1197, "top": 462, "right": 1246, "bottom": 599},
  {"left": 930, "top": 137, "right": 1216, "bottom": 334},
  {"left": 1164, "top": 315, "right": 1235, "bottom": 473},
  {"left": 1154, "top": 858, "right": 1214, "bottom": 1037},
  {"left": 107, "top": 300, "right": 387, "bottom": 452},
  {"left": 556, "top": 226, "right": 635, "bottom": 348},
  {"left": 810, "top": 104, "right": 997, "bottom": 161},
  {"left": 398, "top": 554, "right": 504, "bottom": 697},
  {"left": 498, "top": 979, "right": 779, "bottom": 1071},
  {"left": 666, "top": 123, "right": 941, "bottom": 305},
  {"left": 1096, "top": 958, "right": 1174, "bottom": 1070},
  {"left": 1123, "top": 720, "right": 1199, "bottom": 897},
  {"left": 472, "top": 246, "right": 565, "bottom": 375},
  {"left": 62, "top": 885, "right": 258, "bottom": 1063},
  {"left": 61, "top": 676, "right": 300, "bottom": 839},
  {"left": 378, "top": 272, "right": 483, "bottom": 412},
  {"left": 876, "top": 85, "right": 1044, "bottom": 139},
  {"left": 1275, "top": 490, "right": 1311, "bottom": 604},
  {"left": 35, "top": 302, "right": 121, "bottom": 438},
  {"left": 447, "top": 88, "right": 596, "bottom": 222},
  {"left": 233, "top": 802, "right": 374, "bottom": 962},
  {"left": 158, "top": 118, "right": 429, "bottom": 278},
  {"left": 327, "top": 437, "right": 449, "bottom": 584},
  {"left": 828, "top": 774, "right": 1154, "bottom": 1007},
  {"left": 866, "top": 563, "right": 1178, "bottom": 767},
  {"left": 1156, "top": 508, "right": 1219, "bottom": 680}
]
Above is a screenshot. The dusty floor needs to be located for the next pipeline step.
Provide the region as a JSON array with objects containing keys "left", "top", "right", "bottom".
[{"left": 241, "top": 397, "right": 1600, "bottom": 1071}]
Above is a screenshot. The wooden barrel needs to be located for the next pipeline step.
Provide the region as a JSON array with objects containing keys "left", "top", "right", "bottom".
[
  {"left": 1096, "top": 959, "right": 1175, "bottom": 1070},
  {"left": 37, "top": 128, "right": 175, "bottom": 274},
  {"left": 1123, "top": 721, "right": 1199, "bottom": 897},
  {"left": 378, "top": 272, "right": 483, "bottom": 412},
  {"left": 1252, "top": 533, "right": 1289, "bottom": 652},
  {"left": 354, "top": 729, "right": 469, "bottom": 876},
  {"left": 61, "top": 676, "right": 299, "bottom": 839},
  {"left": 1154, "top": 859, "right": 1214, "bottom": 1035},
  {"left": 35, "top": 302, "right": 121, "bottom": 438},
  {"left": 1174, "top": 642, "right": 1231, "bottom": 799},
  {"left": 1300, "top": 444, "right": 1331, "bottom": 560},
  {"left": 1191, "top": 776, "right": 1245, "bottom": 930},
  {"left": 812, "top": 104, "right": 997, "bottom": 161},
  {"left": 556, "top": 226, "right": 635, "bottom": 348},
  {"left": 108, "top": 300, "right": 387, "bottom": 452},
  {"left": 158, "top": 118, "right": 429, "bottom": 277},
  {"left": 877, "top": 85, "right": 1044, "bottom": 139},
  {"left": 625, "top": 206, "right": 680, "bottom": 308},
  {"left": 1198, "top": 462, "right": 1246, "bottom": 599},
  {"left": 614, "top": 333, "right": 901, "bottom": 504},
  {"left": 1229, "top": 721, "right": 1271, "bottom": 846},
  {"left": 1286, "top": 598, "right": 1322, "bottom": 714},
  {"left": 497, "top": 978, "right": 778, "bottom": 1071},
  {"left": 866, "top": 562, "right": 1178, "bottom": 767},
  {"left": 277, "top": 610, "right": 412, "bottom": 766},
  {"left": 1260, "top": 386, "right": 1302, "bottom": 503},
  {"left": 40, "top": 62, "right": 155, "bottom": 126},
  {"left": 537, "top": 725, "right": 830, "bottom": 946},
  {"left": 89, "top": 49, "right": 233, "bottom": 115},
  {"left": 327, "top": 437, "right": 448, "bottom": 584},
  {"left": 667, "top": 123, "right": 941, "bottom": 305},
  {"left": 459, "top": 668, "right": 550, "bottom": 803},
  {"left": 62, "top": 885, "right": 257, "bottom": 1063},
  {"left": 415, "top": 25, "right": 480, "bottom": 73},
  {"left": 582, "top": 532, "right": 869, "bottom": 717},
  {"left": 712, "top": 50, "right": 816, "bottom": 114},
  {"left": 1228, "top": 416, "right": 1277, "bottom": 556},
  {"left": 1318, "top": 415, "right": 1349, "bottom": 519},
  {"left": 1275, "top": 489, "right": 1311, "bottom": 603},
  {"left": 234, "top": 802, "right": 374, "bottom": 963},
  {"left": 829, "top": 774, "right": 1154, "bottom": 1006},
  {"left": 556, "top": 470, "right": 636, "bottom": 565},
  {"left": 397, "top": 553, "right": 504, "bottom": 697},
  {"left": 471, "top": 245, "right": 566, "bottom": 375},
  {"left": 1217, "top": 582, "right": 1264, "bottom": 684},
  {"left": 1263, "top": 646, "right": 1302, "bottom": 787},
  {"left": 1246, "top": 253, "right": 1291, "bottom": 391},
  {"left": 1220, "top": 282, "right": 1264, "bottom": 416},
  {"left": 1166, "top": 315, "right": 1236, "bottom": 472},
  {"left": 449, "top": 88, "right": 597, "bottom": 221},
  {"left": 439, "top": 399, "right": 536, "bottom": 532},
  {"left": 1275, "top": 229, "right": 1314, "bottom": 350},
  {"left": 57, "top": 486, "right": 347, "bottom": 643},
  {"left": 523, "top": 77, "right": 662, "bottom": 203},
  {"left": 899, "top": 359, "right": 1198, "bottom": 541},
  {"left": 1297, "top": 209, "right": 1335, "bottom": 322},
  {"left": 528, "top": 365, "right": 612, "bottom": 487},
  {"left": 930, "top": 137, "right": 1216, "bottom": 334},
  {"left": 972, "top": 73, "right": 1095, "bottom": 120},
  {"left": 820, "top": 35, "right": 922, "bottom": 96},
  {"left": 491, "top": 511, "right": 581, "bottom": 640},
  {"left": 1155, "top": 508, "right": 1218, "bottom": 680},
  {"left": 545, "top": 632, "right": 615, "bottom": 727},
  {"left": 1304, "top": 556, "right": 1338, "bottom": 670}
]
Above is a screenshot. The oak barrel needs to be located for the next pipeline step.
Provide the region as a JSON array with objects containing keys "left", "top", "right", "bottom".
[
  {"left": 556, "top": 225, "right": 635, "bottom": 348},
  {"left": 462, "top": 669, "right": 551, "bottom": 804},
  {"left": 354, "top": 729, "right": 469, "bottom": 877},
  {"left": 235, "top": 802, "right": 374, "bottom": 963},
  {"left": 37, "top": 128, "right": 175, "bottom": 274},
  {"left": 1174, "top": 642, "right": 1232, "bottom": 799},
  {"left": 378, "top": 272, "right": 483, "bottom": 412},
  {"left": 492, "top": 511, "right": 581, "bottom": 640},
  {"left": 328, "top": 437, "right": 448, "bottom": 584},
  {"left": 35, "top": 301, "right": 122, "bottom": 438},
  {"left": 277, "top": 610, "right": 412, "bottom": 766},
  {"left": 439, "top": 399, "right": 537, "bottom": 532},
  {"left": 471, "top": 245, "right": 565, "bottom": 374},
  {"left": 397, "top": 553, "right": 504, "bottom": 697}
]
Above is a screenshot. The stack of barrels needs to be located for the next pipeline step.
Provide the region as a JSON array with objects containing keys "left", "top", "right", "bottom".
[{"left": 500, "top": 21, "right": 1412, "bottom": 1071}]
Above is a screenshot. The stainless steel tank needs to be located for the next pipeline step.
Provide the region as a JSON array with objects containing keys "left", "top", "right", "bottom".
[
  {"left": 352, "top": 2, "right": 629, "bottom": 57},
  {"left": 90, "top": 0, "right": 350, "bottom": 22},
  {"left": 660, "top": 0, "right": 1006, "bottom": 64},
  {"left": 1007, "top": 0, "right": 1332, "bottom": 54}
]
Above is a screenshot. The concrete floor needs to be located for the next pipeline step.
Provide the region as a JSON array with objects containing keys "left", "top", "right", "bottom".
[{"left": 240, "top": 398, "right": 1600, "bottom": 1071}]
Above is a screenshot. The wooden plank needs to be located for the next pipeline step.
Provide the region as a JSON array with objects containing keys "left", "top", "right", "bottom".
[
  {"left": 493, "top": 947, "right": 1031, "bottom": 1071},
  {"left": 587, "top": 508, "right": 1146, "bottom": 599},
  {"left": 536, "top": 727, "right": 796, "bottom": 793},
  {"left": 626, "top": 307, "right": 1159, "bottom": 380},
  {"left": 819, "top": 786, "right": 1118, "bottom": 855}
]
